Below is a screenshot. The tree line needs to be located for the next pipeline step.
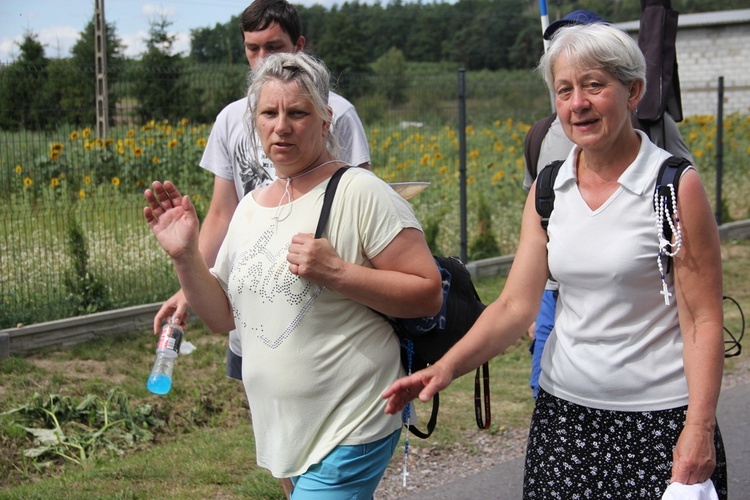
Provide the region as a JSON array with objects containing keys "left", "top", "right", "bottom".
[
  {"left": 190, "top": 0, "right": 745, "bottom": 75},
  {"left": 0, "top": 0, "right": 743, "bottom": 131}
]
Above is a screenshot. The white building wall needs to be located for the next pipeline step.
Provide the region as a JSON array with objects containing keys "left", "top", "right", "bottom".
[
  {"left": 615, "top": 9, "right": 750, "bottom": 117},
  {"left": 677, "top": 24, "right": 750, "bottom": 116}
]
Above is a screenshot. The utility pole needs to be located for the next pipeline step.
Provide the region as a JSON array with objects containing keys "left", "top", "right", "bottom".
[{"left": 95, "top": 0, "right": 109, "bottom": 139}]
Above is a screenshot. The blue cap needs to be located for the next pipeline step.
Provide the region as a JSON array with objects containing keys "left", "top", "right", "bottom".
[{"left": 543, "top": 10, "right": 608, "bottom": 40}]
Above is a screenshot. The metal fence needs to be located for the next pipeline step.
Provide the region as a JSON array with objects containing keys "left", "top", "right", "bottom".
[
  {"left": 1, "top": 62, "right": 556, "bottom": 328},
  {"left": 18, "top": 60, "right": 743, "bottom": 329}
]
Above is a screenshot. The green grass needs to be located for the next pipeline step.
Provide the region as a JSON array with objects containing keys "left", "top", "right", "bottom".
[{"left": 1, "top": 239, "right": 747, "bottom": 497}]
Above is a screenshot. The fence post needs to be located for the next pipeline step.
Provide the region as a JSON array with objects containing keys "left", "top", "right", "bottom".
[
  {"left": 458, "top": 68, "right": 468, "bottom": 263},
  {"left": 95, "top": 0, "right": 110, "bottom": 139},
  {"left": 715, "top": 76, "right": 724, "bottom": 225}
]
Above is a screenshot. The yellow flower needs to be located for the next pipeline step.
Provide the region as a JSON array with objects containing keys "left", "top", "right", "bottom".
[
  {"left": 420, "top": 154, "right": 430, "bottom": 166},
  {"left": 84, "top": 140, "right": 92, "bottom": 150},
  {"left": 50, "top": 177, "right": 60, "bottom": 188},
  {"left": 492, "top": 170, "right": 506, "bottom": 184},
  {"left": 196, "top": 137, "right": 207, "bottom": 147},
  {"left": 134, "top": 147, "right": 143, "bottom": 157},
  {"left": 180, "top": 118, "right": 189, "bottom": 126},
  {"left": 82, "top": 128, "right": 91, "bottom": 138},
  {"left": 111, "top": 177, "right": 120, "bottom": 186},
  {"left": 79, "top": 189, "right": 86, "bottom": 199},
  {"left": 117, "top": 145, "right": 125, "bottom": 154},
  {"left": 24, "top": 177, "right": 33, "bottom": 187},
  {"left": 469, "top": 149, "right": 479, "bottom": 159},
  {"left": 167, "top": 138, "right": 178, "bottom": 149},
  {"left": 434, "top": 152, "right": 443, "bottom": 160},
  {"left": 50, "top": 150, "right": 61, "bottom": 160},
  {"left": 84, "top": 176, "right": 91, "bottom": 185},
  {"left": 152, "top": 156, "right": 159, "bottom": 164},
  {"left": 15, "top": 165, "right": 22, "bottom": 175},
  {"left": 50, "top": 142, "right": 63, "bottom": 152},
  {"left": 128, "top": 129, "right": 135, "bottom": 137},
  {"left": 70, "top": 131, "right": 79, "bottom": 140}
]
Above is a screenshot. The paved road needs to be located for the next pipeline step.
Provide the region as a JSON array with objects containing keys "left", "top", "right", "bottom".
[{"left": 401, "top": 379, "right": 750, "bottom": 499}]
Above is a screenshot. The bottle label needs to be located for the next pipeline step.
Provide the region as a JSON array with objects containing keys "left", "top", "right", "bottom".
[{"left": 157, "top": 323, "right": 183, "bottom": 353}]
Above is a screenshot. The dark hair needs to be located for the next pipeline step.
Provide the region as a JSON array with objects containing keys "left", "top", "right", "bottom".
[{"left": 239, "top": 0, "right": 302, "bottom": 44}]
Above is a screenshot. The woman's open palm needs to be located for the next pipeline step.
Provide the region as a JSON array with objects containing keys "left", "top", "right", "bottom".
[{"left": 143, "top": 180, "right": 199, "bottom": 259}]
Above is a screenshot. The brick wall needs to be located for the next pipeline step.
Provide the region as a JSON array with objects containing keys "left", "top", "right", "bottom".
[{"left": 615, "top": 9, "right": 750, "bottom": 118}]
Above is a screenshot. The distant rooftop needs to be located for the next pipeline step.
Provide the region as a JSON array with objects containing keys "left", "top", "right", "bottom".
[{"left": 614, "top": 8, "right": 750, "bottom": 32}]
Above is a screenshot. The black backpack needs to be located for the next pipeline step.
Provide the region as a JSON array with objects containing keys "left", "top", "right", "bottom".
[{"left": 316, "top": 167, "right": 491, "bottom": 438}]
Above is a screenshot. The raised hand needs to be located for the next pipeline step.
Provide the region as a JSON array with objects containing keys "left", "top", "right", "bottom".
[{"left": 143, "top": 181, "right": 200, "bottom": 260}]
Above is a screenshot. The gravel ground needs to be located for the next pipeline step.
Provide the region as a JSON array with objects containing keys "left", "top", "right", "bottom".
[{"left": 375, "top": 355, "right": 750, "bottom": 500}]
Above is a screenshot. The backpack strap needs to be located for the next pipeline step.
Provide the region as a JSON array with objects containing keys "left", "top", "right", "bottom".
[
  {"left": 655, "top": 156, "right": 691, "bottom": 242},
  {"left": 524, "top": 112, "right": 558, "bottom": 182},
  {"left": 314, "top": 167, "right": 350, "bottom": 239},
  {"left": 315, "top": 166, "right": 444, "bottom": 439},
  {"left": 654, "top": 156, "right": 691, "bottom": 276},
  {"left": 535, "top": 159, "right": 565, "bottom": 231}
]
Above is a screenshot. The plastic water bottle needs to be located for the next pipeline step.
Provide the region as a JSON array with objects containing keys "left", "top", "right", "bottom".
[{"left": 147, "top": 322, "right": 183, "bottom": 395}]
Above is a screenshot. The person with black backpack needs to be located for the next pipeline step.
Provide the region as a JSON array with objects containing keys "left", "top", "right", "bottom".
[
  {"left": 522, "top": 9, "right": 694, "bottom": 400},
  {"left": 384, "top": 23, "right": 727, "bottom": 498},
  {"left": 145, "top": 52, "right": 443, "bottom": 499}
]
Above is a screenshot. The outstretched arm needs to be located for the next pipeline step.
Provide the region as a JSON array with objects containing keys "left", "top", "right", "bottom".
[
  {"left": 383, "top": 186, "right": 550, "bottom": 413},
  {"left": 144, "top": 181, "right": 234, "bottom": 333},
  {"left": 669, "top": 170, "right": 724, "bottom": 485}
]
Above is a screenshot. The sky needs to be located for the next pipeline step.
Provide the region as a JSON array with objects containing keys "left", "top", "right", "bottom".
[{"left": 0, "top": 0, "right": 345, "bottom": 62}]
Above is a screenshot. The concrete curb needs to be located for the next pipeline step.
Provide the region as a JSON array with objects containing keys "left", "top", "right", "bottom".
[{"left": 0, "top": 303, "right": 161, "bottom": 359}]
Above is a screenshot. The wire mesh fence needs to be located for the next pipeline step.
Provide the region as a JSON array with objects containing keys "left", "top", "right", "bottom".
[{"left": 3, "top": 61, "right": 744, "bottom": 329}]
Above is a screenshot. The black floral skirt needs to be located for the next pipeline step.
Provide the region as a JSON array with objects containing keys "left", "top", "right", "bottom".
[{"left": 523, "top": 389, "right": 728, "bottom": 499}]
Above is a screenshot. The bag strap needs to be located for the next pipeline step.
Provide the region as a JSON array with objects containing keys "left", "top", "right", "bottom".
[
  {"left": 654, "top": 156, "right": 691, "bottom": 274},
  {"left": 314, "top": 166, "right": 443, "bottom": 439},
  {"left": 524, "top": 112, "right": 558, "bottom": 181},
  {"left": 535, "top": 159, "right": 564, "bottom": 231},
  {"left": 474, "top": 362, "right": 491, "bottom": 429},
  {"left": 314, "top": 167, "right": 350, "bottom": 239}
]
